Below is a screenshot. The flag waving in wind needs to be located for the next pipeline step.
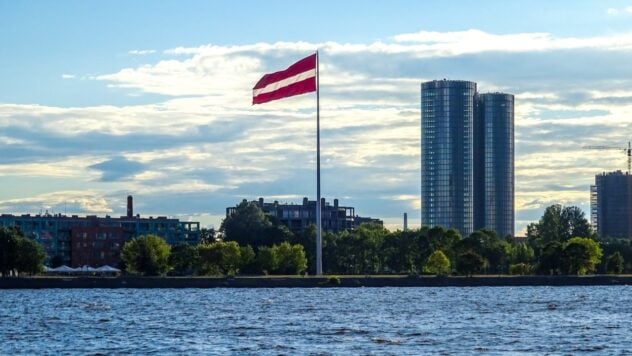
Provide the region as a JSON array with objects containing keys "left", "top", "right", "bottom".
[
  {"left": 252, "top": 53, "right": 317, "bottom": 104},
  {"left": 250, "top": 51, "right": 324, "bottom": 276}
]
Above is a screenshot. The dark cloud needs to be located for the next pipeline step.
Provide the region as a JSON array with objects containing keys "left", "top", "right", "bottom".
[{"left": 89, "top": 156, "right": 145, "bottom": 182}]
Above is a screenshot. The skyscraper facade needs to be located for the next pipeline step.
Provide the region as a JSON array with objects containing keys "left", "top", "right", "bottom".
[
  {"left": 421, "top": 80, "right": 514, "bottom": 237},
  {"left": 591, "top": 171, "right": 632, "bottom": 238},
  {"left": 421, "top": 80, "right": 476, "bottom": 236},
  {"left": 474, "top": 93, "right": 515, "bottom": 237}
]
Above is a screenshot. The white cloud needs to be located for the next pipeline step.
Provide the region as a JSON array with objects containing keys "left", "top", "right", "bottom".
[
  {"left": 128, "top": 49, "right": 156, "bottom": 55},
  {"left": 0, "top": 190, "right": 113, "bottom": 214},
  {"left": 606, "top": 5, "right": 632, "bottom": 15},
  {"left": 607, "top": 8, "right": 619, "bottom": 15},
  {"left": 61, "top": 74, "right": 75, "bottom": 79}
]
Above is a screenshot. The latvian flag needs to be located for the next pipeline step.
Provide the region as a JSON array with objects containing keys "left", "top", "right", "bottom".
[{"left": 252, "top": 53, "right": 317, "bottom": 105}]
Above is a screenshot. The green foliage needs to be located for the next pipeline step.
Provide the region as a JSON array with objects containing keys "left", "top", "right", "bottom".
[
  {"left": 509, "top": 263, "right": 532, "bottom": 275},
  {"left": 221, "top": 201, "right": 296, "bottom": 248},
  {"left": 0, "top": 227, "right": 45, "bottom": 276},
  {"left": 0, "top": 227, "right": 21, "bottom": 276},
  {"left": 599, "top": 238, "right": 632, "bottom": 273},
  {"left": 423, "top": 250, "right": 451, "bottom": 275},
  {"left": 121, "top": 235, "right": 171, "bottom": 276},
  {"left": 256, "top": 246, "right": 277, "bottom": 275},
  {"left": 509, "top": 243, "right": 534, "bottom": 265},
  {"left": 536, "top": 241, "right": 563, "bottom": 274},
  {"left": 168, "top": 243, "right": 199, "bottom": 276},
  {"left": 605, "top": 251, "right": 624, "bottom": 274},
  {"left": 561, "top": 237, "right": 603, "bottom": 275},
  {"left": 199, "top": 227, "right": 217, "bottom": 244},
  {"left": 456, "top": 250, "right": 487, "bottom": 276},
  {"left": 455, "top": 230, "right": 510, "bottom": 274},
  {"left": 274, "top": 242, "right": 308, "bottom": 275},
  {"left": 527, "top": 205, "right": 594, "bottom": 253},
  {"left": 16, "top": 238, "right": 46, "bottom": 275},
  {"left": 197, "top": 241, "right": 242, "bottom": 275},
  {"left": 239, "top": 245, "right": 256, "bottom": 272},
  {"left": 327, "top": 275, "right": 341, "bottom": 285}
]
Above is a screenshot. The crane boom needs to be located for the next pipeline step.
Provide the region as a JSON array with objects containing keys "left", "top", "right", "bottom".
[{"left": 582, "top": 141, "right": 631, "bottom": 173}]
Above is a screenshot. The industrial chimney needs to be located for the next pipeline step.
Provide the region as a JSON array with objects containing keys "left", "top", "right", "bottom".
[
  {"left": 404, "top": 212, "right": 408, "bottom": 231},
  {"left": 127, "top": 195, "right": 133, "bottom": 218}
]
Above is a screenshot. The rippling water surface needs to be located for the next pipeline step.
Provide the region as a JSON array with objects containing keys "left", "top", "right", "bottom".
[{"left": 1, "top": 286, "right": 631, "bottom": 354}]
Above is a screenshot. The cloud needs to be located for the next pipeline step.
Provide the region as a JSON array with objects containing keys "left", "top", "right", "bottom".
[
  {"left": 606, "top": 6, "right": 632, "bottom": 15},
  {"left": 0, "top": 190, "right": 113, "bottom": 214},
  {"left": 128, "top": 49, "right": 156, "bottom": 55},
  {"left": 89, "top": 156, "right": 146, "bottom": 182},
  {"left": 3, "top": 29, "right": 632, "bottom": 233},
  {"left": 61, "top": 74, "right": 75, "bottom": 79}
]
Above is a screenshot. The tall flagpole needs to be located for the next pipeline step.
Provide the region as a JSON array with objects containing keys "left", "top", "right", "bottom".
[{"left": 316, "top": 50, "right": 323, "bottom": 276}]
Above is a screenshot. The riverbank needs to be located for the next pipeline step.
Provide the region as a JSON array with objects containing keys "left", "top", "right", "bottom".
[{"left": 1, "top": 275, "right": 632, "bottom": 289}]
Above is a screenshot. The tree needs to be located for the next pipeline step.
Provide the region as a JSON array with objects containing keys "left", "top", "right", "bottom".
[
  {"left": 561, "top": 237, "right": 603, "bottom": 275},
  {"left": 256, "top": 246, "right": 278, "bottom": 275},
  {"left": 239, "top": 245, "right": 256, "bottom": 273},
  {"left": 509, "top": 263, "right": 532, "bottom": 275},
  {"left": 197, "top": 241, "right": 242, "bottom": 275},
  {"left": 197, "top": 243, "right": 222, "bottom": 275},
  {"left": 605, "top": 252, "right": 624, "bottom": 274},
  {"left": 121, "top": 235, "right": 171, "bottom": 276},
  {"left": 168, "top": 243, "right": 200, "bottom": 275},
  {"left": 536, "top": 241, "right": 563, "bottom": 275},
  {"left": 561, "top": 206, "right": 593, "bottom": 240},
  {"left": 0, "top": 227, "right": 21, "bottom": 276},
  {"left": 15, "top": 238, "right": 46, "bottom": 275},
  {"left": 528, "top": 205, "right": 594, "bottom": 253},
  {"left": 199, "top": 227, "right": 217, "bottom": 244},
  {"left": 274, "top": 242, "right": 308, "bottom": 275},
  {"left": 423, "top": 250, "right": 451, "bottom": 275},
  {"left": 455, "top": 230, "right": 509, "bottom": 274},
  {"left": 457, "top": 250, "right": 487, "bottom": 276},
  {"left": 0, "top": 227, "right": 45, "bottom": 276},
  {"left": 509, "top": 243, "right": 534, "bottom": 265},
  {"left": 221, "top": 201, "right": 273, "bottom": 248}
]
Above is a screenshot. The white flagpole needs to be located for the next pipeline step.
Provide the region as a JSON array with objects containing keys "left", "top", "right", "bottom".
[{"left": 316, "top": 50, "right": 323, "bottom": 276}]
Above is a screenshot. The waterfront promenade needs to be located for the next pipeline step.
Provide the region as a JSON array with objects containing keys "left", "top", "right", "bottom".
[{"left": 2, "top": 275, "right": 632, "bottom": 289}]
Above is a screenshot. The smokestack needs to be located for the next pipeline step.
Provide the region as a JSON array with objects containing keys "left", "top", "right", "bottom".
[
  {"left": 404, "top": 212, "right": 408, "bottom": 231},
  {"left": 127, "top": 195, "right": 133, "bottom": 218}
]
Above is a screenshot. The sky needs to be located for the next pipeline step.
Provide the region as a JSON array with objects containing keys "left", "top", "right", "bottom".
[{"left": 1, "top": 0, "right": 632, "bottom": 234}]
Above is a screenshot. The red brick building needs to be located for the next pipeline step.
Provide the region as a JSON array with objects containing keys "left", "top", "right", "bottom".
[{"left": 71, "top": 226, "right": 125, "bottom": 267}]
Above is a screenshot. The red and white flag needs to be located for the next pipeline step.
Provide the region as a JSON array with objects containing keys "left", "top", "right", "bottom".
[{"left": 252, "top": 53, "right": 317, "bottom": 105}]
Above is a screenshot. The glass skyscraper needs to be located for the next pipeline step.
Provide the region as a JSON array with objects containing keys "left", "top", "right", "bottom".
[
  {"left": 421, "top": 80, "right": 476, "bottom": 236},
  {"left": 421, "top": 80, "right": 514, "bottom": 237},
  {"left": 474, "top": 93, "right": 515, "bottom": 237}
]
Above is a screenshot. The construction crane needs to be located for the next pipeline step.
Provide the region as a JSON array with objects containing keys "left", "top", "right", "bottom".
[{"left": 582, "top": 141, "right": 631, "bottom": 173}]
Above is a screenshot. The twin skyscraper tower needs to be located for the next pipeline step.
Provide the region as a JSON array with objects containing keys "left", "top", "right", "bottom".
[{"left": 421, "top": 80, "right": 514, "bottom": 237}]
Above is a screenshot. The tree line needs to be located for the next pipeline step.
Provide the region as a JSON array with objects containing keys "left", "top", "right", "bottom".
[
  {"left": 121, "top": 235, "right": 308, "bottom": 276},
  {"left": 2, "top": 202, "right": 631, "bottom": 277},
  {"left": 217, "top": 201, "right": 630, "bottom": 276}
]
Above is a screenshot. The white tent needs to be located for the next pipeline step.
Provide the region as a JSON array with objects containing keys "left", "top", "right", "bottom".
[
  {"left": 51, "top": 265, "right": 78, "bottom": 273},
  {"left": 96, "top": 265, "right": 121, "bottom": 273},
  {"left": 79, "top": 265, "right": 98, "bottom": 273}
]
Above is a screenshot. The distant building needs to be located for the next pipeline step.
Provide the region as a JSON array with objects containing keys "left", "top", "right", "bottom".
[
  {"left": 474, "top": 93, "right": 515, "bottom": 237},
  {"left": 421, "top": 79, "right": 515, "bottom": 237},
  {"left": 591, "top": 171, "right": 632, "bottom": 238},
  {"left": 0, "top": 196, "right": 200, "bottom": 266},
  {"left": 226, "top": 197, "right": 383, "bottom": 234},
  {"left": 421, "top": 80, "right": 477, "bottom": 236}
]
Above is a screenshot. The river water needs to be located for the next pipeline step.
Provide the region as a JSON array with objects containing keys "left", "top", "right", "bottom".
[{"left": 1, "top": 286, "right": 631, "bottom": 354}]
